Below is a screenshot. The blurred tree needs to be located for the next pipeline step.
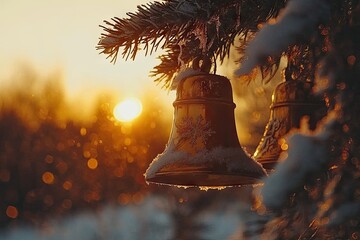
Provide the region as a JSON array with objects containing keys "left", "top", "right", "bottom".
[
  {"left": 0, "top": 72, "right": 171, "bottom": 228},
  {"left": 98, "top": 0, "right": 360, "bottom": 239}
]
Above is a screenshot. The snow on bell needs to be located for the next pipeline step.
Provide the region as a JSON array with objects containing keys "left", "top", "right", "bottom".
[
  {"left": 253, "top": 78, "right": 326, "bottom": 170},
  {"left": 145, "top": 66, "right": 267, "bottom": 188}
]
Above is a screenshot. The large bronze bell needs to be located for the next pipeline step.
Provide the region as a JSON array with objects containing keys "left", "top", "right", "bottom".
[
  {"left": 145, "top": 66, "right": 267, "bottom": 187},
  {"left": 253, "top": 78, "right": 326, "bottom": 170}
]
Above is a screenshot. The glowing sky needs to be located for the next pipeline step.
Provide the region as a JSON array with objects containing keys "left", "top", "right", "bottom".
[
  {"left": 0, "top": 0, "right": 171, "bottom": 101},
  {"left": 0, "top": 0, "right": 273, "bottom": 150}
]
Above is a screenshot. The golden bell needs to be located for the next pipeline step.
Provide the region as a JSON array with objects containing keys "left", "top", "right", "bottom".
[
  {"left": 253, "top": 79, "right": 326, "bottom": 170},
  {"left": 145, "top": 72, "right": 267, "bottom": 187}
]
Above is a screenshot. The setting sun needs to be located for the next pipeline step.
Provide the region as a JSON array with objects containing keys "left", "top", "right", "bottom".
[{"left": 113, "top": 98, "right": 143, "bottom": 122}]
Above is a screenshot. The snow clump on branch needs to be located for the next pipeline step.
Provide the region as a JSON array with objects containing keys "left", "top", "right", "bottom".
[
  {"left": 236, "top": 0, "right": 330, "bottom": 76},
  {"left": 260, "top": 112, "right": 337, "bottom": 210}
]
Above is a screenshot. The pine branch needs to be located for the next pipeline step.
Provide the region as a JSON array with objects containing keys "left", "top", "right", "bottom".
[
  {"left": 97, "top": 0, "right": 218, "bottom": 61},
  {"left": 97, "top": 0, "right": 286, "bottom": 87}
]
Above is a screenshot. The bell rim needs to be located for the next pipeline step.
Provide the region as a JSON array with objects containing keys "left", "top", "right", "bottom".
[{"left": 145, "top": 169, "right": 265, "bottom": 187}]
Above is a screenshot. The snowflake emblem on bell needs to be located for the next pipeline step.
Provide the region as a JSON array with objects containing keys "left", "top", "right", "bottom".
[{"left": 175, "top": 115, "right": 215, "bottom": 149}]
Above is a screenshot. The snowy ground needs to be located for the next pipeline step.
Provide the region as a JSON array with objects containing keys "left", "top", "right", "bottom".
[{"left": 0, "top": 195, "right": 244, "bottom": 240}]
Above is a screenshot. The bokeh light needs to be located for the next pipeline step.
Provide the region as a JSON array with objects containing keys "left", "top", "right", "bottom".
[
  {"left": 42, "top": 172, "right": 55, "bottom": 185},
  {"left": 5, "top": 206, "right": 18, "bottom": 219},
  {"left": 87, "top": 158, "right": 98, "bottom": 170}
]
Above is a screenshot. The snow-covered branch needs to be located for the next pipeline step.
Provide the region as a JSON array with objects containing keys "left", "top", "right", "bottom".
[
  {"left": 236, "top": 0, "right": 330, "bottom": 76},
  {"left": 261, "top": 112, "right": 336, "bottom": 210}
]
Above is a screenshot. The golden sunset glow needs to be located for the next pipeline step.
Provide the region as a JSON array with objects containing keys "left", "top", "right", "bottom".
[{"left": 113, "top": 98, "right": 143, "bottom": 122}]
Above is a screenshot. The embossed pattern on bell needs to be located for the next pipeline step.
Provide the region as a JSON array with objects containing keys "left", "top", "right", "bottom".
[
  {"left": 253, "top": 80, "right": 326, "bottom": 170},
  {"left": 173, "top": 74, "right": 239, "bottom": 153},
  {"left": 145, "top": 73, "right": 267, "bottom": 187}
]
